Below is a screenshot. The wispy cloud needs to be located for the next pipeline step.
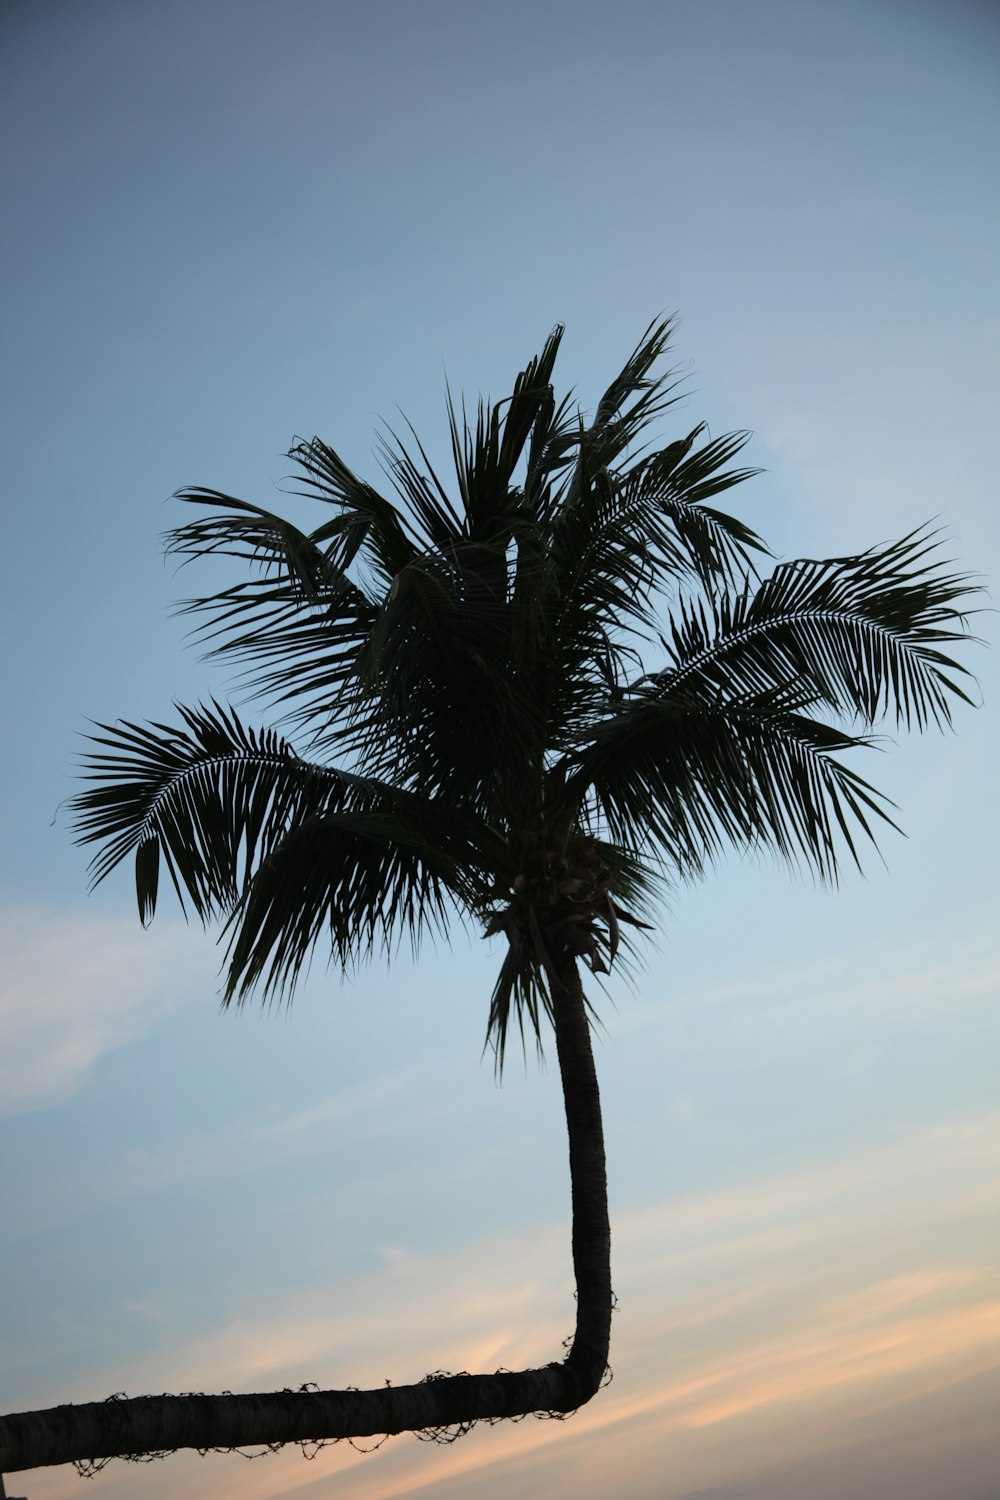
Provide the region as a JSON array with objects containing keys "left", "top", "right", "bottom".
[
  {"left": 618, "top": 929, "right": 1000, "bottom": 1041},
  {"left": 17, "top": 1108, "right": 999, "bottom": 1500},
  {"left": 729, "top": 324, "right": 998, "bottom": 543},
  {"left": 0, "top": 907, "right": 213, "bottom": 1117}
]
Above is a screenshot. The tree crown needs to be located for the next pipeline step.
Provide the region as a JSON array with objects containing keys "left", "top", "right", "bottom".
[{"left": 70, "top": 320, "right": 979, "bottom": 1059}]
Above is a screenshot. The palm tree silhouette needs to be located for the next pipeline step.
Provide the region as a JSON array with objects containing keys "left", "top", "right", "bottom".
[{"left": 0, "top": 319, "right": 977, "bottom": 1474}]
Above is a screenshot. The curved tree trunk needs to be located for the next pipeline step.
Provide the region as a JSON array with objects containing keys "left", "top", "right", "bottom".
[{"left": 0, "top": 961, "right": 611, "bottom": 1475}]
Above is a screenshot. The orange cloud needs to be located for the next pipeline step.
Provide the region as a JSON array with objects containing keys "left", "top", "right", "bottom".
[{"left": 18, "top": 1108, "right": 999, "bottom": 1500}]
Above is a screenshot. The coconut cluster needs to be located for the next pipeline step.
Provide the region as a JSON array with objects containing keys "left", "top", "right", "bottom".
[{"left": 486, "top": 833, "right": 617, "bottom": 975}]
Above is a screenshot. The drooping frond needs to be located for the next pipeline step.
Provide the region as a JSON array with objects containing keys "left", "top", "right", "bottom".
[
  {"left": 620, "top": 429, "right": 767, "bottom": 585},
  {"left": 223, "top": 801, "right": 491, "bottom": 1004},
  {"left": 166, "top": 494, "right": 379, "bottom": 738},
  {"left": 537, "top": 427, "right": 770, "bottom": 754},
  {"left": 483, "top": 840, "right": 653, "bottom": 1066},
  {"left": 285, "top": 437, "right": 419, "bottom": 582},
  {"left": 167, "top": 490, "right": 370, "bottom": 603},
  {"left": 70, "top": 702, "right": 503, "bottom": 1001},
  {"left": 652, "top": 527, "right": 980, "bottom": 732},
  {"left": 70, "top": 702, "right": 392, "bottom": 922},
  {"left": 567, "top": 690, "right": 895, "bottom": 883}
]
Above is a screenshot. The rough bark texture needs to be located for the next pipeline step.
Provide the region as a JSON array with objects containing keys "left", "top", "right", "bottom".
[{"left": 0, "top": 959, "right": 611, "bottom": 1475}]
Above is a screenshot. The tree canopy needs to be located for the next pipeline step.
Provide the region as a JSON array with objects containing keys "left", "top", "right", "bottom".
[
  {"left": 0, "top": 319, "right": 978, "bottom": 1478},
  {"left": 70, "top": 319, "right": 975, "bottom": 1054}
]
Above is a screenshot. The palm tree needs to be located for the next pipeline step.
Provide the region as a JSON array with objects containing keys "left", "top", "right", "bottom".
[{"left": 0, "top": 320, "right": 977, "bottom": 1477}]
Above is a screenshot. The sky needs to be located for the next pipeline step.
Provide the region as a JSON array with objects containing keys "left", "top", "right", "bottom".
[{"left": 1, "top": 1, "right": 998, "bottom": 1497}]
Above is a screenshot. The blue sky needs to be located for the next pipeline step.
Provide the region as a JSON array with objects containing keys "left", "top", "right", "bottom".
[{"left": 1, "top": 2, "right": 998, "bottom": 1497}]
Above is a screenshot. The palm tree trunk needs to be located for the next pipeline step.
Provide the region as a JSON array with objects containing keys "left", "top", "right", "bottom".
[
  {"left": 0, "top": 961, "right": 611, "bottom": 1475},
  {"left": 549, "top": 953, "right": 613, "bottom": 1402}
]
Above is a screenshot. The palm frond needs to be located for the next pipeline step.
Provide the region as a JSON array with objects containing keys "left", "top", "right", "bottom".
[
  {"left": 70, "top": 703, "right": 404, "bottom": 922},
  {"left": 222, "top": 801, "right": 492, "bottom": 1005},
  {"left": 485, "top": 941, "right": 550, "bottom": 1067},
  {"left": 167, "top": 490, "right": 367, "bottom": 603},
  {"left": 166, "top": 500, "right": 378, "bottom": 737},
  {"left": 585, "top": 316, "right": 687, "bottom": 466},
  {"left": 652, "top": 527, "right": 980, "bottom": 731},
  {"left": 445, "top": 326, "right": 566, "bottom": 540},
  {"left": 352, "top": 546, "right": 545, "bottom": 812},
  {"left": 376, "top": 417, "right": 464, "bottom": 552},
  {"left": 623, "top": 429, "right": 768, "bottom": 585},
  {"left": 286, "top": 436, "right": 418, "bottom": 582},
  {"left": 483, "top": 840, "right": 653, "bottom": 1065},
  {"left": 534, "top": 428, "right": 767, "bottom": 754},
  {"left": 568, "top": 691, "right": 896, "bottom": 883}
]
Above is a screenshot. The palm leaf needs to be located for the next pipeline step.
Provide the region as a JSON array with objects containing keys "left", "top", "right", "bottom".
[
  {"left": 652, "top": 527, "right": 980, "bottom": 732},
  {"left": 567, "top": 691, "right": 895, "bottom": 883},
  {"left": 585, "top": 315, "right": 688, "bottom": 466},
  {"left": 286, "top": 437, "right": 418, "bottom": 582},
  {"left": 71, "top": 703, "right": 411, "bottom": 922},
  {"left": 222, "top": 802, "right": 492, "bottom": 1004},
  {"left": 167, "top": 490, "right": 367, "bottom": 603}
]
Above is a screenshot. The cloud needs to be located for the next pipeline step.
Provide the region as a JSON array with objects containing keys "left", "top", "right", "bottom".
[
  {"left": 0, "top": 907, "right": 215, "bottom": 1117},
  {"left": 734, "top": 940, "right": 999, "bottom": 1033},
  {"left": 620, "top": 928, "right": 1000, "bottom": 1042},
  {"left": 727, "top": 323, "right": 997, "bottom": 546},
  {"left": 677, "top": 1490, "right": 752, "bottom": 1500},
  {"left": 17, "top": 1108, "right": 998, "bottom": 1500}
]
